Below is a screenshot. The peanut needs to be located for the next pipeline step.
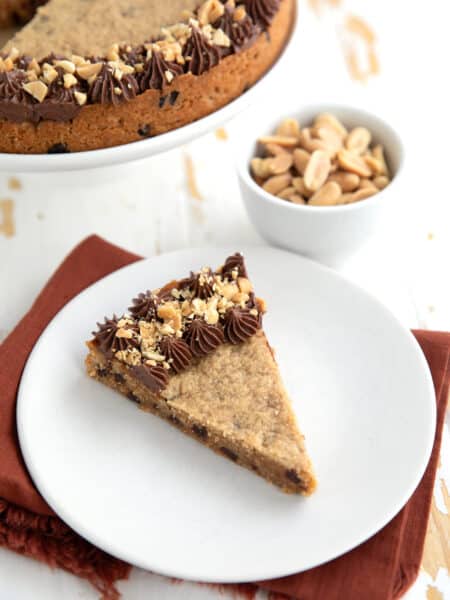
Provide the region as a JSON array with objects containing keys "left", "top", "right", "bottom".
[
  {"left": 198, "top": 0, "right": 224, "bottom": 25},
  {"left": 314, "top": 113, "right": 348, "bottom": 138},
  {"left": 363, "top": 155, "right": 384, "bottom": 176},
  {"left": 263, "top": 173, "right": 292, "bottom": 195},
  {"left": 373, "top": 175, "right": 390, "bottom": 190},
  {"left": 251, "top": 157, "right": 271, "bottom": 179},
  {"left": 292, "top": 177, "right": 314, "bottom": 198},
  {"left": 372, "top": 145, "right": 389, "bottom": 176},
  {"left": 312, "top": 126, "right": 343, "bottom": 155},
  {"left": 258, "top": 135, "right": 298, "bottom": 148},
  {"left": 309, "top": 182, "right": 342, "bottom": 206},
  {"left": 264, "top": 143, "right": 289, "bottom": 157},
  {"left": 337, "top": 149, "right": 372, "bottom": 177},
  {"left": 290, "top": 194, "right": 306, "bottom": 204},
  {"left": 345, "top": 127, "right": 371, "bottom": 154},
  {"left": 327, "top": 171, "right": 360, "bottom": 191},
  {"left": 267, "top": 152, "right": 293, "bottom": 174},
  {"left": 276, "top": 118, "right": 300, "bottom": 139},
  {"left": 277, "top": 186, "right": 297, "bottom": 200},
  {"left": 304, "top": 150, "right": 331, "bottom": 191},
  {"left": 342, "top": 187, "right": 377, "bottom": 204},
  {"left": 292, "top": 148, "right": 311, "bottom": 175}
]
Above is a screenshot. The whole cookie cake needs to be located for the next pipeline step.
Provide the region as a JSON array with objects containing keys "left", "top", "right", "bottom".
[{"left": 0, "top": 0, "right": 295, "bottom": 154}]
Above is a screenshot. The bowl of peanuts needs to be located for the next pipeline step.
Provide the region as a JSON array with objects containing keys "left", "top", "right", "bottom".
[{"left": 237, "top": 105, "right": 404, "bottom": 266}]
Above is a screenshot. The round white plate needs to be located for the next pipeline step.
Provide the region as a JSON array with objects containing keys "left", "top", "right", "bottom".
[
  {"left": 0, "top": 21, "right": 296, "bottom": 173},
  {"left": 17, "top": 247, "right": 436, "bottom": 583}
]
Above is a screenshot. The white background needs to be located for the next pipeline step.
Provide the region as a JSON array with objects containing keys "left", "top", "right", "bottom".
[{"left": 0, "top": 0, "right": 449, "bottom": 598}]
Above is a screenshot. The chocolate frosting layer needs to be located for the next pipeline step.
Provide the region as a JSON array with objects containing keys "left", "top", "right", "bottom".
[
  {"left": 179, "top": 269, "right": 214, "bottom": 299},
  {"left": 138, "top": 51, "right": 183, "bottom": 92},
  {"left": 93, "top": 317, "right": 139, "bottom": 358},
  {"left": 184, "top": 319, "right": 224, "bottom": 357},
  {"left": 36, "top": 67, "right": 83, "bottom": 121},
  {"left": 129, "top": 291, "right": 159, "bottom": 321},
  {"left": 244, "top": 0, "right": 280, "bottom": 28},
  {"left": 184, "top": 27, "right": 220, "bottom": 75},
  {"left": 214, "top": 7, "right": 258, "bottom": 53},
  {"left": 131, "top": 364, "right": 169, "bottom": 392},
  {"left": 89, "top": 65, "right": 139, "bottom": 105},
  {"left": 119, "top": 45, "right": 146, "bottom": 66},
  {"left": 0, "top": 71, "right": 38, "bottom": 123},
  {"left": 90, "top": 253, "right": 264, "bottom": 394},
  {"left": 159, "top": 336, "right": 193, "bottom": 373},
  {"left": 223, "top": 307, "right": 259, "bottom": 344},
  {"left": 221, "top": 252, "right": 248, "bottom": 279}
]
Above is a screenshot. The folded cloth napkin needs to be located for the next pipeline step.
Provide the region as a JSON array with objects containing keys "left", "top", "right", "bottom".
[{"left": 0, "top": 235, "right": 448, "bottom": 600}]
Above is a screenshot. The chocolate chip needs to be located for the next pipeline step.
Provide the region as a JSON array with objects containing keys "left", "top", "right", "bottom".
[
  {"left": 192, "top": 424, "right": 208, "bottom": 439},
  {"left": 169, "top": 91, "right": 179, "bottom": 106},
  {"left": 47, "top": 143, "right": 70, "bottom": 154},
  {"left": 96, "top": 367, "right": 108, "bottom": 378},
  {"left": 168, "top": 414, "right": 180, "bottom": 426},
  {"left": 127, "top": 391, "right": 139, "bottom": 403},
  {"left": 285, "top": 469, "right": 302, "bottom": 484},
  {"left": 220, "top": 447, "right": 238, "bottom": 462},
  {"left": 114, "top": 373, "right": 125, "bottom": 384},
  {"left": 159, "top": 95, "right": 167, "bottom": 108},
  {"left": 138, "top": 124, "right": 151, "bottom": 137},
  {"left": 242, "top": 83, "right": 251, "bottom": 94}
]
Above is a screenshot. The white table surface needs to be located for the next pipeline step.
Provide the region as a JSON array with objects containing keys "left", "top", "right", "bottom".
[{"left": 0, "top": 0, "right": 449, "bottom": 598}]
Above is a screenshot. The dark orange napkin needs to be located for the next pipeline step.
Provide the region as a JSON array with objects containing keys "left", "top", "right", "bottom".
[{"left": 0, "top": 235, "right": 448, "bottom": 600}]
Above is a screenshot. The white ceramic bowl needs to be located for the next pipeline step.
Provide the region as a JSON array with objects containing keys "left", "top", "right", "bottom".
[{"left": 237, "top": 105, "right": 405, "bottom": 266}]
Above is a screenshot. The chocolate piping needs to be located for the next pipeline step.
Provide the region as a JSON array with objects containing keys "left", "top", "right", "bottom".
[{"left": 91, "top": 253, "right": 264, "bottom": 393}]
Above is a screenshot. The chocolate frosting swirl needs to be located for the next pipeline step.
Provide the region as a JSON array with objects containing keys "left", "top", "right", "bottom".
[
  {"left": 184, "top": 319, "right": 224, "bottom": 356},
  {"left": 214, "top": 7, "right": 258, "bottom": 53},
  {"left": 221, "top": 253, "right": 248, "bottom": 279},
  {"left": 93, "top": 317, "right": 139, "bottom": 358},
  {"left": 179, "top": 269, "right": 214, "bottom": 299},
  {"left": 157, "top": 282, "right": 179, "bottom": 302},
  {"left": 223, "top": 307, "right": 259, "bottom": 344},
  {"left": 244, "top": 0, "right": 280, "bottom": 28},
  {"left": 119, "top": 44, "right": 146, "bottom": 66},
  {"left": 131, "top": 364, "right": 168, "bottom": 392},
  {"left": 15, "top": 56, "right": 33, "bottom": 70},
  {"left": 89, "top": 65, "right": 139, "bottom": 105},
  {"left": 184, "top": 27, "right": 220, "bottom": 75},
  {"left": 138, "top": 51, "right": 183, "bottom": 92},
  {"left": 36, "top": 67, "right": 83, "bottom": 121},
  {"left": 247, "top": 291, "right": 263, "bottom": 328},
  {"left": 129, "top": 291, "right": 159, "bottom": 321},
  {"left": 0, "top": 71, "right": 37, "bottom": 123},
  {"left": 159, "top": 336, "right": 192, "bottom": 373}
]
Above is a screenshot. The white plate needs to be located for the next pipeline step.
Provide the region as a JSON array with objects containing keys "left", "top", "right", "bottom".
[
  {"left": 17, "top": 247, "right": 436, "bottom": 583},
  {"left": 0, "top": 22, "right": 296, "bottom": 174}
]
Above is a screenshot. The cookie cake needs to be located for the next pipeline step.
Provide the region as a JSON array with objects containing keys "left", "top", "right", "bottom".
[
  {"left": 0, "top": 0, "right": 295, "bottom": 154},
  {"left": 85, "top": 253, "right": 316, "bottom": 495}
]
